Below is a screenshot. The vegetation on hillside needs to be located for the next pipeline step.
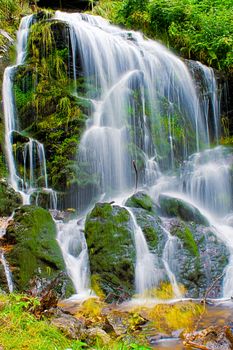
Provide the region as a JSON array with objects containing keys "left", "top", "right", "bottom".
[
  {"left": 93, "top": 0, "right": 233, "bottom": 74},
  {"left": 0, "top": 0, "right": 30, "bottom": 41}
]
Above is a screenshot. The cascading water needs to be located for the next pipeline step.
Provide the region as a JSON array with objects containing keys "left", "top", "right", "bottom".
[
  {"left": 126, "top": 207, "right": 161, "bottom": 295},
  {"left": 52, "top": 11, "right": 233, "bottom": 298},
  {"left": 57, "top": 218, "right": 91, "bottom": 296},
  {"left": 54, "top": 10, "right": 208, "bottom": 205},
  {"left": 161, "top": 224, "right": 182, "bottom": 299},
  {"left": 2, "top": 15, "right": 56, "bottom": 208},
  {"left": 3, "top": 11, "right": 233, "bottom": 299},
  {"left": 181, "top": 146, "right": 233, "bottom": 217},
  {"left": 0, "top": 215, "right": 14, "bottom": 293}
]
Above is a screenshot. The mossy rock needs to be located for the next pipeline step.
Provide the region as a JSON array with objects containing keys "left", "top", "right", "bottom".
[
  {"left": 4, "top": 205, "right": 74, "bottom": 295},
  {"left": 169, "top": 218, "right": 229, "bottom": 297},
  {"left": 85, "top": 203, "right": 135, "bottom": 300},
  {"left": 159, "top": 194, "right": 209, "bottom": 226},
  {"left": 0, "top": 179, "right": 22, "bottom": 216},
  {"left": 125, "top": 191, "right": 158, "bottom": 213}
]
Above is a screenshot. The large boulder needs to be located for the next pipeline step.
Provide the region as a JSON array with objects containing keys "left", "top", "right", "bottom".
[
  {"left": 159, "top": 194, "right": 209, "bottom": 226},
  {"left": 0, "top": 179, "right": 22, "bottom": 216},
  {"left": 3, "top": 205, "right": 74, "bottom": 295},
  {"left": 164, "top": 218, "right": 229, "bottom": 298},
  {"left": 85, "top": 202, "right": 135, "bottom": 300}
]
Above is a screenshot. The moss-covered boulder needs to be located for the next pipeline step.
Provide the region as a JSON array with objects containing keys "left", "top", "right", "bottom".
[
  {"left": 165, "top": 218, "right": 229, "bottom": 297},
  {"left": 85, "top": 203, "right": 135, "bottom": 300},
  {"left": 0, "top": 179, "right": 22, "bottom": 216},
  {"left": 159, "top": 194, "right": 209, "bottom": 226},
  {"left": 125, "top": 191, "right": 158, "bottom": 213},
  {"left": 125, "top": 192, "right": 166, "bottom": 257},
  {"left": 3, "top": 205, "right": 73, "bottom": 295}
]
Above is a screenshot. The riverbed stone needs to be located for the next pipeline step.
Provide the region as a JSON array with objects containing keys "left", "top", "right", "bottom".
[{"left": 164, "top": 218, "right": 229, "bottom": 297}]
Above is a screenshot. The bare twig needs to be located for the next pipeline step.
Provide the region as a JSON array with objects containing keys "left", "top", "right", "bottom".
[
  {"left": 194, "top": 272, "right": 225, "bottom": 332},
  {"left": 184, "top": 272, "right": 225, "bottom": 349},
  {"left": 132, "top": 160, "right": 138, "bottom": 191}
]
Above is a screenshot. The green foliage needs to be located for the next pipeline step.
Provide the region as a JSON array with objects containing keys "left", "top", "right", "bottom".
[
  {"left": 174, "top": 226, "right": 199, "bottom": 257},
  {"left": 0, "top": 293, "right": 152, "bottom": 350},
  {"left": 0, "top": 0, "right": 30, "bottom": 37},
  {"left": 93, "top": 0, "right": 233, "bottom": 73},
  {"left": 0, "top": 293, "right": 89, "bottom": 350}
]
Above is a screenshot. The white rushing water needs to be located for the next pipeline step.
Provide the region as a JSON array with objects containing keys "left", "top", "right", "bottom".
[
  {"left": 126, "top": 208, "right": 161, "bottom": 295},
  {"left": 0, "top": 214, "right": 14, "bottom": 293},
  {"left": 0, "top": 252, "right": 13, "bottom": 293},
  {"left": 56, "top": 218, "right": 91, "bottom": 297},
  {"left": 54, "top": 11, "right": 209, "bottom": 203},
  {"left": 161, "top": 225, "right": 183, "bottom": 298}
]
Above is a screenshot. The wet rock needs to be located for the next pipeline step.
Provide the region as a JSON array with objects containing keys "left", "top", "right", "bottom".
[
  {"left": 50, "top": 208, "right": 77, "bottom": 222},
  {"left": 11, "top": 131, "right": 30, "bottom": 145},
  {"left": 85, "top": 202, "right": 135, "bottom": 300},
  {"left": 184, "top": 326, "right": 233, "bottom": 350},
  {"left": 0, "top": 178, "right": 22, "bottom": 216},
  {"left": 165, "top": 218, "right": 229, "bottom": 298},
  {"left": 125, "top": 191, "right": 158, "bottom": 213},
  {"left": 51, "top": 313, "right": 86, "bottom": 339},
  {"left": 106, "top": 310, "right": 146, "bottom": 336},
  {"left": 85, "top": 327, "right": 111, "bottom": 345},
  {"left": 3, "top": 205, "right": 74, "bottom": 296},
  {"left": 159, "top": 194, "right": 209, "bottom": 226},
  {"left": 125, "top": 191, "right": 166, "bottom": 256}
]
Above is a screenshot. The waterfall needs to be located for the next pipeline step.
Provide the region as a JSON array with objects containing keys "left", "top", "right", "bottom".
[
  {"left": 2, "top": 15, "right": 57, "bottom": 208},
  {"left": 3, "top": 11, "right": 233, "bottom": 299},
  {"left": 54, "top": 11, "right": 208, "bottom": 207},
  {"left": 48, "top": 12, "right": 232, "bottom": 297}
]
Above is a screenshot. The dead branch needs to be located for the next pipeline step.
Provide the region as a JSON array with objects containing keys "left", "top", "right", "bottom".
[
  {"left": 183, "top": 340, "right": 211, "bottom": 350},
  {"left": 132, "top": 160, "right": 138, "bottom": 191}
]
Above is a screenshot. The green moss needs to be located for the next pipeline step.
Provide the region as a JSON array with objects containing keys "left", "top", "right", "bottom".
[
  {"left": 5, "top": 205, "right": 71, "bottom": 292},
  {"left": 172, "top": 226, "right": 199, "bottom": 257},
  {"left": 85, "top": 203, "right": 135, "bottom": 299},
  {"left": 125, "top": 191, "right": 155, "bottom": 212}
]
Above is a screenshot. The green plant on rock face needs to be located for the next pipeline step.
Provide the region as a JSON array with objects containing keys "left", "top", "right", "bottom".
[{"left": 29, "top": 21, "right": 54, "bottom": 60}]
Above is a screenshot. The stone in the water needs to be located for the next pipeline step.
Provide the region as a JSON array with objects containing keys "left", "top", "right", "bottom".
[
  {"left": 125, "top": 191, "right": 157, "bottom": 213},
  {"left": 85, "top": 202, "right": 135, "bottom": 300},
  {"left": 159, "top": 194, "right": 209, "bottom": 226},
  {"left": 3, "top": 205, "right": 74, "bottom": 296},
  {"left": 184, "top": 325, "right": 233, "bottom": 350},
  {"left": 0, "top": 178, "right": 22, "bottom": 216}
]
